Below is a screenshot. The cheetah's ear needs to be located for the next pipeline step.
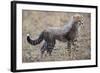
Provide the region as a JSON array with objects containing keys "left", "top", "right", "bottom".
[{"left": 73, "top": 15, "right": 78, "bottom": 19}]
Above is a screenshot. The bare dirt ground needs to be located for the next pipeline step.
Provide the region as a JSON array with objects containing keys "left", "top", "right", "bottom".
[{"left": 22, "top": 10, "right": 91, "bottom": 63}]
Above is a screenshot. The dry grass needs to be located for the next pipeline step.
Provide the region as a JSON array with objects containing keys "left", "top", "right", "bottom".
[{"left": 22, "top": 10, "right": 91, "bottom": 63}]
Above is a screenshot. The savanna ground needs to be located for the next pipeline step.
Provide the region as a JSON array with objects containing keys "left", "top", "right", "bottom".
[{"left": 22, "top": 10, "right": 91, "bottom": 63}]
